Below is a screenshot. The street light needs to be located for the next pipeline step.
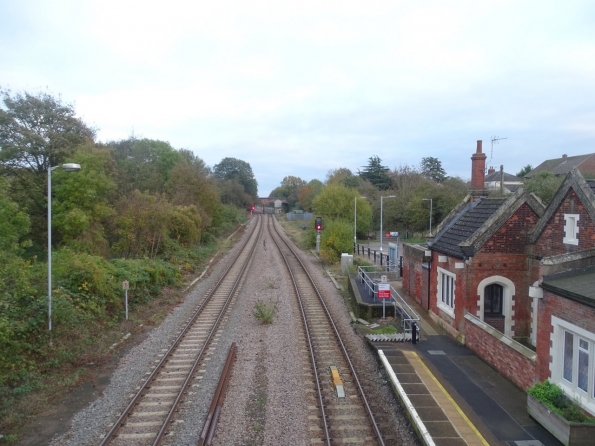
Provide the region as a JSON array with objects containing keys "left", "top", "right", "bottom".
[
  {"left": 422, "top": 198, "right": 433, "bottom": 235},
  {"left": 48, "top": 163, "right": 81, "bottom": 342},
  {"left": 380, "top": 195, "right": 396, "bottom": 253},
  {"left": 354, "top": 196, "right": 366, "bottom": 253}
]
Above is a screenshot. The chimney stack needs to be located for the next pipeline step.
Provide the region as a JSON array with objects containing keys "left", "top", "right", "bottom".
[
  {"left": 563, "top": 154, "right": 568, "bottom": 161},
  {"left": 471, "top": 140, "right": 487, "bottom": 193},
  {"left": 488, "top": 166, "right": 495, "bottom": 174}
]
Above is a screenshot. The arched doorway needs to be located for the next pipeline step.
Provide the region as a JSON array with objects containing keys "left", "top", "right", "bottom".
[
  {"left": 477, "top": 276, "right": 515, "bottom": 338},
  {"left": 484, "top": 283, "right": 505, "bottom": 333}
]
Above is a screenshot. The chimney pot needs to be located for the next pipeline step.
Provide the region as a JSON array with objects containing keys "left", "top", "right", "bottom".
[{"left": 477, "top": 140, "right": 482, "bottom": 153}]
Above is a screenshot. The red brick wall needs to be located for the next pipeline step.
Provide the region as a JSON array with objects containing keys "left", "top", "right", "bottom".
[
  {"left": 464, "top": 317, "right": 536, "bottom": 390},
  {"left": 533, "top": 189, "right": 595, "bottom": 257},
  {"left": 535, "top": 291, "right": 595, "bottom": 382},
  {"left": 429, "top": 203, "right": 538, "bottom": 337},
  {"left": 466, "top": 252, "right": 531, "bottom": 336},
  {"left": 421, "top": 265, "right": 429, "bottom": 311},
  {"left": 402, "top": 244, "right": 426, "bottom": 306},
  {"left": 481, "top": 203, "right": 540, "bottom": 254}
]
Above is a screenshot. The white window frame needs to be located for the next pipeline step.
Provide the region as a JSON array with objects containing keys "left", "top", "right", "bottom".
[
  {"left": 563, "top": 213, "right": 580, "bottom": 245},
  {"left": 550, "top": 316, "right": 595, "bottom": 414},
  {"left": 437, "top": 267, "right": 455, "bottom": 318}
]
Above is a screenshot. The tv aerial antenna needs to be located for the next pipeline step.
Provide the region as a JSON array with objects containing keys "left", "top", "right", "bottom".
[{"left": 488, "top": 136, "right": 507, "bottom": 167}]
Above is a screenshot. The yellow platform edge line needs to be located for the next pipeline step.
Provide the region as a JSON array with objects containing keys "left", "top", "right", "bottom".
[{"left": 406, "top": 351, "right": 490, "bottom": 446}]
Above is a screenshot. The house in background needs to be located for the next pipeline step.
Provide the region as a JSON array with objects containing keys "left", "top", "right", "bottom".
[
  {"left": 484, "top": 166, "right": 523, "bottom": 194},
  {"left": 525, "top": 153, "right": 595, "bottom": 178},
  {"left": 402, "top": 141, "right": 595, "bottom": 416}
]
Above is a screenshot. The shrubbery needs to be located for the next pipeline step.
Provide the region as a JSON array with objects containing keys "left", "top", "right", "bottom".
[{"left": 528, "top": 380, "right": 595, "bottom": 423}]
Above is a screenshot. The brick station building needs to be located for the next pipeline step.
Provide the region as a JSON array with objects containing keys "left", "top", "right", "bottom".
[{"left": 403, "top": 141, "right": 595, "bottom": 415}]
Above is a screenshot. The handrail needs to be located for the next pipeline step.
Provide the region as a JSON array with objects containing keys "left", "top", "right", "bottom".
[{"left": 357, "top": 266, "right": 420, "bottom": 335}]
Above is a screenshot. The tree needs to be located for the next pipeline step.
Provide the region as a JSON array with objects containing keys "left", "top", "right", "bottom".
[
  {"left": 0, "top": 90, "right": 96, "bottom": 251},
  {"left": 516, "top": 164, "right": 533, "bottom": 178},
  {"left": 278, "top": 175, "right": 306, "bottom": 209},
  {"left": 0, "top": 177, "right": 30, "bottom": 253},
  {"left": 216, "top": 179, "right": 253, "bottom": 208},
  {"left": 326, "top": 168, "right": 359, "bottom": 188},
  {"left": 166, "top": 163, "right": 220, "bottom": 230},
  {"left": 359, "top": 156, "right": 391, "bottom": 190},
  {"left": 107, "top": 138, "right": 185, "bottom": 195},
  {"left": 52, "top": 146, "right": 116, "bottom": 256},
  {"left": 212, "top": 157, "right": 258, "bottom": 198},
  {"left": 524, "top": 171, "right": 563, "bottom": 204},
  {"left": 111, "top": 191, "right": 173, "bottom": 258},
  {"left": 298, "top": 179, "right": 323, "bottom": 211},
  {"left": 420, "top": 157, "right": 447, "bottom": 182},
  {"left": 404, "top": 177, "right": 468, "bottom": 233},
  {"left": 0, "top": 90, "right": 96, "bottom": 174},
  {"left": 312, "top": 183, "right": 358, "bottom": 219}
]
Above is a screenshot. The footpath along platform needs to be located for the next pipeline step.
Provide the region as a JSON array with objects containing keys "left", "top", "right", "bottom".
[{"left": 355, "top": 277, "right": 562, "bottom": 446}]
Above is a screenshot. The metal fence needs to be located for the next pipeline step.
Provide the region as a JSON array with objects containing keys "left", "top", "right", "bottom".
[
  {"left": 285, "top": 212, "right": 313, "bottom": 221},
  {"left": 357, "top": 266, "right": 420, "bottom": 336},
  {"left": 355, "top": 244, "right": 401, "bottom": 274}
]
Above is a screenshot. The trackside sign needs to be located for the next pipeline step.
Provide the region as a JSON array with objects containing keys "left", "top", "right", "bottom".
[{"left": 378, "top": 283, "right": 390, "bottom": 299}]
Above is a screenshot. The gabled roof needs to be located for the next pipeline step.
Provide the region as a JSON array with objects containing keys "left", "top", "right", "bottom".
[
  {"left": 525, "top": 153, "right": 595, "bottom": 178},
  {"left": 528, "top": 168, "right": 595, "bottom": 244},
  {"left": 429, "top": 188, "right": 545, "bottom": 259}
]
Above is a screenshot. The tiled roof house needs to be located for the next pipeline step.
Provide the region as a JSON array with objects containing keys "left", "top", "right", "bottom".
[
  {"left": 525, "top": 153, "right": 595, "bottom": 178},
  {"left": 403, "top": 141, "right": 595, "bottom": 413},
  {"left": 484, "top": 167, "right": 523, "bottom": 193}
]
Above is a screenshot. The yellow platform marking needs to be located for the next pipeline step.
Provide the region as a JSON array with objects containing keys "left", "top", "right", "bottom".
[{"left": 404, "top": 351, "right": 489, "bottom": 446}]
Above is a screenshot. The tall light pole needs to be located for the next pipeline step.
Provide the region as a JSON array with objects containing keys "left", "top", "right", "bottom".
[
  {"left": 380, "top": 195, "right": 396, "bottom": 253},
  {"left": 354, "top": 196, "right": 366, "bottom": 253},
  {"left": 48, "top": 163, "right": 81, "bottom": 342},
  {"left": 422, "top": 198, "right": 433, "bottom": 235}
]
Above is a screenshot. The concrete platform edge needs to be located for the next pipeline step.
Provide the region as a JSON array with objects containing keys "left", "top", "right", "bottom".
[{"left": 378, "top": 349, "right": 436, "bottom": 446}]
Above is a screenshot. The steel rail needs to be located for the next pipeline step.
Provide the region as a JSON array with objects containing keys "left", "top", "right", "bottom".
[
  {"left": 100, "top": 217, "right": 261, "bottom": 445},
  {"left": 266, "top": 215, "right": 331, "bottom": 445},
  {"left": 198, "top": 342, "right": 237, "bottom": 446},
  {"left": 269, "top": 215, "right": 385, "bottom": 445}
]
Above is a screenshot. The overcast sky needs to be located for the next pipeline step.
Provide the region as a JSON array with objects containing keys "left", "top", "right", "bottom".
[{"left": 2, "top": 1, "right": 594, "bottom": 196}]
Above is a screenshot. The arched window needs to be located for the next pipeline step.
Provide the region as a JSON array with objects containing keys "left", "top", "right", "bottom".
[{"left": 484, "top": 283, "right": 503, "bottom": 316}]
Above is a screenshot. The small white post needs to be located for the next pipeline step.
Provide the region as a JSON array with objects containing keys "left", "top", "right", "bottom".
[{"left": 122, "top": 280, "right": 130, "bottom": 320}]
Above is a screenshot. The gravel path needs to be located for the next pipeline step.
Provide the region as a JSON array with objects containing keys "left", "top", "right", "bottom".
[{"left": 50, "top": 217, "right": 420, "bottom": 446}]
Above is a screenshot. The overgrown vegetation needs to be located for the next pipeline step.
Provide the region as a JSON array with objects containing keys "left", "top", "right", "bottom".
[
  {"left": 373, "top": 325, "right": 398, "bottom": 335},
  {"left": 0, "top": 89, "right": 254, "bottom": 440},
  {"left": 253, "top": 300, "right": 277, "bottom": 324},
  {"left": 528, "top": 380, "right": 595, "bottom": 423}
]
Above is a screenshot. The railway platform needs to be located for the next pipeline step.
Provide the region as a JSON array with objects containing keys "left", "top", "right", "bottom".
[{"left": 359, "top": 280, "right": 562, "bottom": 446}]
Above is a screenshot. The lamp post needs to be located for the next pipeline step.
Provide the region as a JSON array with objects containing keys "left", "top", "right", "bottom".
[
  {"left": 422, "top": 198, "right": 433, "bottom": 235},
  {"left": 354, "top": 196, "right": 366, "bottom": 253},
  {"left": 48, "top": 163, "right": 81, "bottom": 342},
  {"left": 380, "top": 195, "right": 396, "bottom": 253}
]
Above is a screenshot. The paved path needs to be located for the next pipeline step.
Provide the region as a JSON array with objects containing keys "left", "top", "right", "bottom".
[{"left": 354, "top": 274, "right": 562, "bottom": 445}]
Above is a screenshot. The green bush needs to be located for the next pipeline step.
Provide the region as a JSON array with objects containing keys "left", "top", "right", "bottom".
[
  {"left": 528, "top": 380, "right": 595, "bottom": 423},
  {"left": 318, "top": 219, "right": 353, "bottom": 263},
  {"left": 253, "top": 300, "right": 276, "bottom": 324}
]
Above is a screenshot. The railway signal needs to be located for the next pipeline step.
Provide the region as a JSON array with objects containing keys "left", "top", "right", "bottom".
[
  {"left": 315, "top": 217, "right": 323, "bottom": 253},
  {"left": 315, "top": 216, "right": 323, "bottom": 231}
]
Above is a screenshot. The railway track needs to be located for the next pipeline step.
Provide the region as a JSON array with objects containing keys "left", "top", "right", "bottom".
[
  {"left": 267, "top": 215, "right": 387, "bottom": 445},
  {"left": 99, "top": 217, "right": 262, "bottom": 446}
]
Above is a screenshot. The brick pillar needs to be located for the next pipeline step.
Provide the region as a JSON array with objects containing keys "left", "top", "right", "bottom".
[{"left": 471, "top": 140, "right": 487, "bottom": 194}]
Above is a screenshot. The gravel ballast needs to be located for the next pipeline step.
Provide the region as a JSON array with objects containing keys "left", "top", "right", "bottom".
[{"left": 50, "top": 217, "right": 420, "bottom": 445}]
